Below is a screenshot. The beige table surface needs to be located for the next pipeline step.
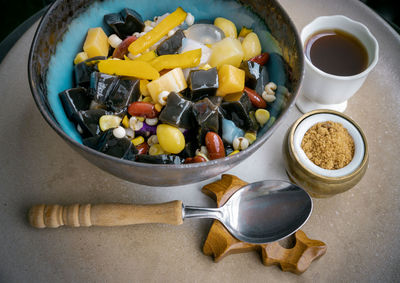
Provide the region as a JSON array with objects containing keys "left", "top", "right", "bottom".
[{"left": 1, "top": 0, "right": 399, "bottom": 282}]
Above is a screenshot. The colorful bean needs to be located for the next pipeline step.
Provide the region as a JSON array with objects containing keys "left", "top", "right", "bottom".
[
  {"left": 249, "top": 52, "right": 269, "bottom": 66},
  {"left": 136, "top": 142, "right": 149, "bottom": 155},
  {"left": 184, "top": 155, "right": 207, "bottom": 164},
  {"left": 243, "top": 87, "right": 266, "bottom": 108},
  {"left": 113, "top": 35, "right": 137, "bottom": 59},
  {"left": 205, "top": 131, "right": 225, "bottom": 160},
  {"left": 156, "top": 124, "right": 185, "bottom": 154},
  {"left": 128, "top": 101, "right": 158, "bottom": 118}
]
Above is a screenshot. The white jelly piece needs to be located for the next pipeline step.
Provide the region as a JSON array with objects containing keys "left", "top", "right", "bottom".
[
  {"left": 184, "top": 24, "right": 225, "bottom": 44},
  {"left": 180, "top": 38, "right": 211, "bottom": 65}
]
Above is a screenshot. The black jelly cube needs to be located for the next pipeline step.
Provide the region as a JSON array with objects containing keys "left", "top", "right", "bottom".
[
  {"left": 192, "top": 98, "right": 221, "bottom": 141},
  {"left": 104, "top": 13, "right": 124, "bottom": 36},
  {"left": 59, "top": 87, "right": 91, "bottom": 121},
  {"left": 74, "top": 56, "right": 106, "bottom": 88},
  {"left": 89, "top": 72, "right": 120, "bottom": 105},
  {"left": 156, "top": 30, "right": 185, "bottom": 56},
  {"left": 188, "top": 68, "right": 218, "bottom": 101},
  {"left": 104, "top": 8, "right": 144, "bottom": 38},
  {"left": 120, "top": 8, "right": 145, "bottom": 36},
  {"left": 106, "top": 78, "right": 140, "bottom": 112},
  {"left": 83, "top": 129, "right": 137, "bottom": 159},
  {"left": 159, "top": 92, "right": 194, "bottom": 129},
  {"left": 76, "top": 109, "right": 111, "bottom": 137},
  {"left": 240, "top": 60, "right": 262, "bottom": 90},
  {"left": 221, "top": 92, "right": 255, "bottom": 130}
]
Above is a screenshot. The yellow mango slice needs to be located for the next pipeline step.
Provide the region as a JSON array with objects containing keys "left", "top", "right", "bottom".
[
  {"left": 83, "top": 27, "right": 109, "bottom": 58},
  {"left": 146, "top": 68, "right": 187, "bottom": 102},
  {"left": 242, "top": 32, "right": 262, "bottom": 61},
  {"left": 217, "top": 64, "right": 245, "bottom": 96},
  {"left": 149, "top": 49, "right": 201, "bottom": 72},
  {"left": 209, "top": 38, "right": 244, "bottom": 68},
  {"left": 238, "top": 26, "right": 252, "bottom": 38},
  {"left": 128, "top": 7, "right": 187, "bottom": 55},
  {"left": 134, "top": 50, "right": 157, "bottom": 62},
  {"left": 98, "top": 60, "right": 160, "bottom": 80},
  {"left": 214, "top": 17, "right": 237, "bottom": 38}
]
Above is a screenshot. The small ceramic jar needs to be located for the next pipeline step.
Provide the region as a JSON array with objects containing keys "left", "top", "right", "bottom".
[{"left": 283, "top": 110, "right": 368, "bottom": 197}]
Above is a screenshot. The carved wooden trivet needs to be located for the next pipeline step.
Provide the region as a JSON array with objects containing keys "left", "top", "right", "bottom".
[{"left": 202, "top": 174, "right": 327, "bottom": 274}]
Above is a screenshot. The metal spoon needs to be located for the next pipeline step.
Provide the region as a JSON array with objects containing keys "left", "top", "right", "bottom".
[{"left": 29, "top": 180, "right": 312, "bottom": 244}]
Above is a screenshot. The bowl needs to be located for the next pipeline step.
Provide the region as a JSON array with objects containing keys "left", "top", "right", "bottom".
[
  {"left": 28, "top": 0, "right": 303, "bottom": 186},
  {"left": 283, "top": 110, "right": 369, "bottom": 197}
]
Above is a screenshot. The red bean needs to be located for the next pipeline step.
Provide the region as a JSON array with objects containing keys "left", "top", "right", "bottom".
[
  {"left": 244, "top": 87, "right": 267, "bottom": 108},
  {"left": 249, "top": 52, "right": 269, "bottom": 66},
  {"left": 128, "top": 102, "right": 158, "bottom": 118},
  {"left": 205, "top": 132, "right": 225, "bottom": 160},
  {"left": 112, "top": 35, "right": 137, "bottom": 59},
  {"left": 136, "top": 142, "right": 149, "bottom": 155},
  {"left": 184, "top": 155, "right": 207, "bottom": 164}
]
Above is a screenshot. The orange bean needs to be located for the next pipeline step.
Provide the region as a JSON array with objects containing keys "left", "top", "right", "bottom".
[
  {"left": 136, "top": 142, "right": 149, "bottom": 155},
  {"left": 205, "top": 132, "right": 226, "bottom": 160},
  {"left": 244, "top": 87, "right": 267, "bottom": 108},
  {"left": 128, "top": 102, "right": 158, "bottom": 118},
  {"left": 112, "top": 35, "right": 137, "bottom": 59},
  {"left": 249, "top": 52, "right": 269, "bottom": 66},
  {"left": 184, "top": 155, "right": 207, "bottom": 164}
]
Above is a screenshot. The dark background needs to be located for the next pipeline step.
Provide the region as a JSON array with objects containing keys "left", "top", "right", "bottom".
[{"left": 0, "top": 0, "right": 399, "bottom": 45}]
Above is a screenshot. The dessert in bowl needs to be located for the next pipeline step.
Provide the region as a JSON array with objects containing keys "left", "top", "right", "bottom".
[{"left": 28, "top": 0, "right": 303, "bottom": 186}]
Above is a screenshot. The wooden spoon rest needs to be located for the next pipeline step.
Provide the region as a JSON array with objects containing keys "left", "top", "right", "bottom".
[{"left": 201, "top": 174, "right": 327, "bottom": 274}]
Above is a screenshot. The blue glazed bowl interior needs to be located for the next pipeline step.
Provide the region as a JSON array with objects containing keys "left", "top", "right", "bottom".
[{"left": 46, "top": 0, "right": 284, "bottom": 143}]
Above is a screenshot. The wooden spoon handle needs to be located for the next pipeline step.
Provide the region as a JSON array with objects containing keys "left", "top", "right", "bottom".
[{"left": 28, "top": 201, "right": 183, "bottom": 228}]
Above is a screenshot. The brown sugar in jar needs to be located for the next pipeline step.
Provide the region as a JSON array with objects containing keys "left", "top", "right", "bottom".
[{"left": 301, "top": 121, "right": 355, "bottom": 170}]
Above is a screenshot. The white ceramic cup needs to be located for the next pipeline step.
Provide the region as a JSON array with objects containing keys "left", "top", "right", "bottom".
[{"left": 296, "top": 15, "right": 379, "bottom": 113}]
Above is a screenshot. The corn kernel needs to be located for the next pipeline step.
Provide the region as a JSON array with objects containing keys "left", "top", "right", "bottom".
[
  {"left": 155, "top": 103, "right": 163, "bottom": 112},
  {"left": 142, "top": 96, "right": 153, "bottom": 103},
  {"left": 147, "top": 135, "right": 159, "bottom": 146},
  {"left": 238, "top": 26, "right": 252, "bottom": 38},
  {"left": 99, "top": 115, "right": 122, "bottom": 131},
  {"left": 214, "top": 17, "right": 237, "bottom": 38},
  {"left": 255, "top": 109, "right": 270, "bottom": 126},
  {"left": 244, "top": 132, "right": 257, "bottom": 144},
  {"left": 149, "top": 144, "right": 165, "bottom": 155},
  {"left": 131, "top": 136, "right": 145, "bottom": 146},
  {"left": 122, "top": 115, "right": 130, "bottom": 128},
  {"left": 241, "top": 32, "right": 261, "bottom": 61}
]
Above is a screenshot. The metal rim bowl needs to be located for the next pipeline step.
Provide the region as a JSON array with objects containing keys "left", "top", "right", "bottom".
[{"left": 28, "top": 0, "right": 304, "bottom": 186}]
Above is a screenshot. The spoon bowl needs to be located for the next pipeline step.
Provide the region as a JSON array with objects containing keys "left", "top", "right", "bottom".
[{"left": 184, "top": 180, "right": 313, "bottom": 244}]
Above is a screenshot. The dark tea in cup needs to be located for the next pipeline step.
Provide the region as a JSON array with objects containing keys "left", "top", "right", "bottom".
[{"left": 305, "top": 29, "right": 369, "bottom": 76}]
